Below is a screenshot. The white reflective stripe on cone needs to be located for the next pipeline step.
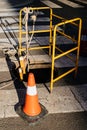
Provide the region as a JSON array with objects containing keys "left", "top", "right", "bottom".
[{"left": 27, "top": 86, "right": 37, "bottom": 96}]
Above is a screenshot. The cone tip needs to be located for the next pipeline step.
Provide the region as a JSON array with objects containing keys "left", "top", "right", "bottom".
[{"left": 27, "top": 73, "right": 36, "bottom": 86}]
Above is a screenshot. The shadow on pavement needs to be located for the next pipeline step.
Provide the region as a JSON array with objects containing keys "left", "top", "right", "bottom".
[{"left": 5, "top": 54, "right": 26, "bottom": 114}]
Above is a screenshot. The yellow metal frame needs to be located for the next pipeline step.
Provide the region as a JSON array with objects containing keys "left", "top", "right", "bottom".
[
  {"left": 50, "top": 17, "right": 82, "bottom": 92},
  {"left": 18, "top": 7, "right": 82, "bottom": 92},
  {"left": 18, "top": 7, "right": 52, "bottom": 56}
]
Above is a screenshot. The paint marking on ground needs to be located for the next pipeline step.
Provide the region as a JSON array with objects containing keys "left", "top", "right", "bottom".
[
  {"left": 41, "top": 0, "right": 62, "bottom": 8},
  {"left": 57, "top": 0, "right": 84, "bottom": 8},
  {"left": 76, "top": 0, "right": 87, "bottom": 4}
]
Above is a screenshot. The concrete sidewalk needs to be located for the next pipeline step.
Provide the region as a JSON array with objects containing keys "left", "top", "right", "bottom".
[
  {"left": 0, "top": 47, "right": 87, "bottom": 119},
  {"left": 0, "top": 85, "right": 85, "bottom": 118}
]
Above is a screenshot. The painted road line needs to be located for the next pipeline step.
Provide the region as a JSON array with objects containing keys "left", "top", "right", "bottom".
[
  {"left": 0, "top": 25, "right": 50, "bottom": 33},
  {"left": 41, "top": 0, "right": 62, "bottom": 8},
  {"left": 0, "top": 12, "right": 19, "bottom": 17},
  {"left": 0, "top": 8, "right": 20, "bottom": 12},
  {"left": 76, "top": 0, "right": 87, "bottom": 4},
  {"left": 0, "top": 38, "right": 37, "bottom": 48},
  {"left": 0, "top": 17, "right": 19, "bottom": 25},
  {"left": 0, "top": 19, "right": 50, "bottom": 33},
  {"left": 0, "top": 16, "right": 49, "bottom": 25},
  {"left": 0, "top": 0, "right": 30, "bottom": 9},
  {"left": 57, "top": 0, "right": 84, "bottom": 8},
  {"left": 0, "top": 26, "right": 19, "bottom": 33}
]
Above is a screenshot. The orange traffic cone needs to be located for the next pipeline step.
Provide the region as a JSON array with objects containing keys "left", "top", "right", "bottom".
[
  {"left": 16, "top": 72, "right": 48, "bottom": 124},
  {"left": 23, "top": 73, "right": 41, "bottom": 116}
]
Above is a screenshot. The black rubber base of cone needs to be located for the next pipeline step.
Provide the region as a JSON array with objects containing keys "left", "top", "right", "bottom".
[{"left": 15, "top": 103, "right": 48, "bottom": 125}]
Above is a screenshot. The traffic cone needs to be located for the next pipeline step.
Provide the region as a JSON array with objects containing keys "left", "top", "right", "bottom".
[
  {"left": 23, "top": 73, "right": 41, "bottom": 116},
  {"left": 16, "top": 72, "right": 48, "bottom": 124}
]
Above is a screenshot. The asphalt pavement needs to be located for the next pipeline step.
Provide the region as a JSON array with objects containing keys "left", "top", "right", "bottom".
[{"left": 0, "top": 112, "right": 87, "bottom": 130}]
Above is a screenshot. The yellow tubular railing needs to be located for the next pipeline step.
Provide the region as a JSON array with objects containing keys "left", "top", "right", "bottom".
[
  {"left": 18, "top": 7, "right": 53, "bottom": 79},
  {"left": 18, "top": 7, "right": 52, "bottom": 56},
  {"left": 50, "top": 18, "right": 82, "bottom": 92},
  {"left": 18, "top": 7, "right": 82, "bottom": 92}
]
